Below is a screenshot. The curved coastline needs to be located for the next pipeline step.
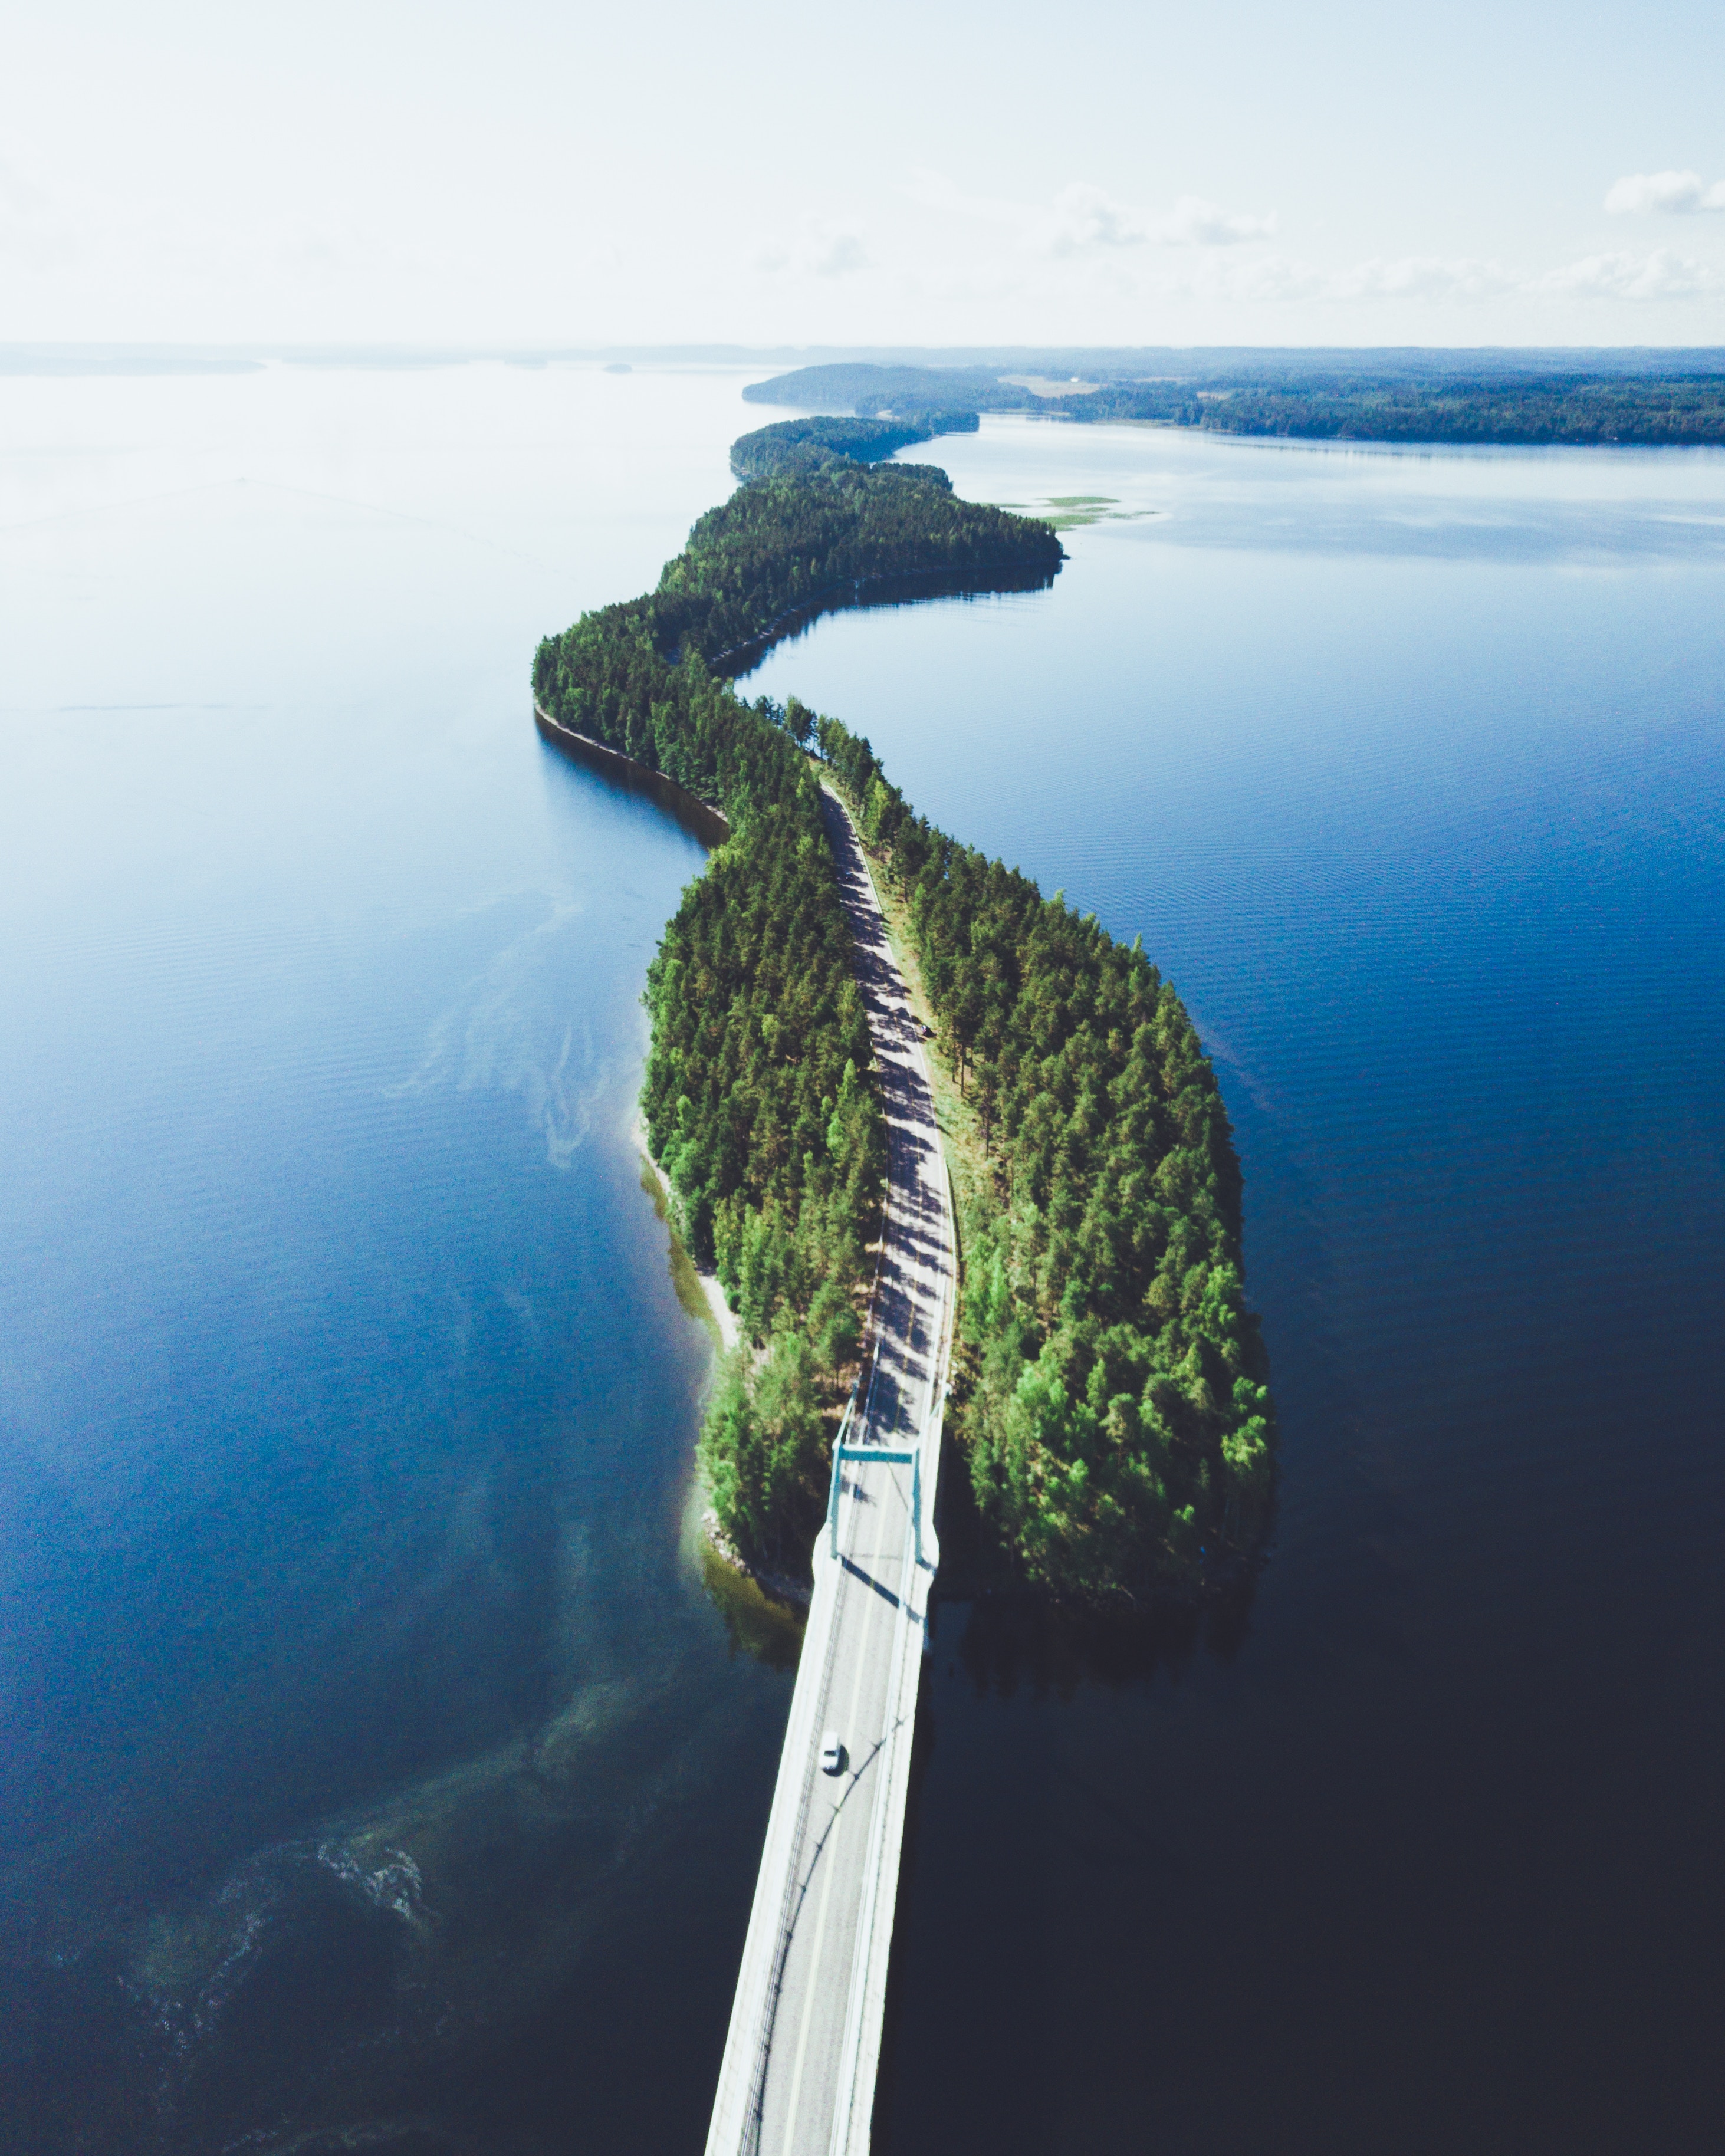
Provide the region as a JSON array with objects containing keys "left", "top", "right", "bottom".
[
  {"left": 642, "top": 1118, "right": 820, "bottom": 1614},
  {"left": 538, "top": 704, "right": 802, "bottom": 1602},
  {"left": 534, "top": 701, "right": 731, "bottom": 848},
  {"left": 534, "top": 419, "right": 1272, "bottom": 1603},
  {"left": 706, "top": 558, "right": 1060, "bottom": 673}
]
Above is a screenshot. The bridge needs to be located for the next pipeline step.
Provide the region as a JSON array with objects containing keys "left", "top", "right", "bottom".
[{"left": 705, "top": 786, "right": 958, "bottom": 2156}]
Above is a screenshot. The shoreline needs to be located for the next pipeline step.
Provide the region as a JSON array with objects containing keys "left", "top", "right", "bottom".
[
  {"left": 533, "top": 702, "right": 732, "bottom": 849},
  {"left": 635, "top": 1119, "right": 814, "bottom": 1605},
  {"left": 536, "top": 704, "right": 799, "bottom": 1598},
  {"left": 633, "top": 1113, "right": 739, "bottom": 1353},
  {"left": 699, "top": 1507, "right": 813, "bottom": 1610},
  {"left": 704, "top": 557, "right": 1060, "bottom": 672}
]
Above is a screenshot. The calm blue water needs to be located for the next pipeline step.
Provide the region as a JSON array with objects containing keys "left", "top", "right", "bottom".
[
  {"left": 0, "top": 364, "right": 792, "bottom": 2155},
  {"left": 750, "top": 420, "right": 1725, "bottom": 2154},
  {"left": 3, "top": 375, "right": 1722, "bottom": 2154}
]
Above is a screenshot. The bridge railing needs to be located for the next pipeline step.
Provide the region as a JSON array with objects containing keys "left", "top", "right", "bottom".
[{"left": 828, "top": 1447, "right": 921, "bottom": 1566}]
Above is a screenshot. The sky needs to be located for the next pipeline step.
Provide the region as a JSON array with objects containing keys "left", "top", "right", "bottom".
[{"left": 4, "top": 0, "right": 1724, "bottom": 350}]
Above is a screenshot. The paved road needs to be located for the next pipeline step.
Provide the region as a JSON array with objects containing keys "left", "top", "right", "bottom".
[{"left": 706, "top": 787, "right": 957, "bottom": 2156}]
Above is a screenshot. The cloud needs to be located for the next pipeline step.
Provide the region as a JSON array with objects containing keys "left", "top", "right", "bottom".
[
  {"left": 1539, "top": 247, "right": 1720, "bottom": 300},
  {"left": 809, "top": 229, "right": 868, "bottom": 278},
  {"left": 1173, "top": 247, "right": 1716, "bottom": 309},
  {"left": 903, "top": 169, "right": 1021, "bottom": 229},
  {"left": 752, "top": 219, "right": 870, "bottom": 279},
  {"left": 1151, "top": 244, "right": 1724, "bottom": 311},
  {"left": 0, "top": 132, "right": 419, "bottom": 309},
  {"left": 0, "top": 146, "right": 83, "bottom": 270},
  {"left": 1325, "top": 254, "right": 1514, "bottom": 301},
  {"left": 1154, "top": 251, "right": 1513, "bottom": 306},
  {"left": 1030, "top": 182, "right": 1143, "bottom": 254},
  {"left": 1157, "top": 193, "right": 1278, "bottom": 247},
  {"left": 0, "top": 153, "right": 37, "bottom": 218},
  {"left": 875, "top": 166, "right": 1724, "bottom": 326},
  {"left": 1605, "top": 170, "right": 1725, "bottom": 216},
  {"left": 1029, "top": 181, "right": 1274, "bottom": 257}
]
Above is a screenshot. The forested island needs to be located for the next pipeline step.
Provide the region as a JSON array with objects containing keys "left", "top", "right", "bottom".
[
  {"left": 744, "top": 357, "right": 1725, "bottom": 448},
  {"left": 534, "top": 424, "right": 1272, "bottom": 1601}
]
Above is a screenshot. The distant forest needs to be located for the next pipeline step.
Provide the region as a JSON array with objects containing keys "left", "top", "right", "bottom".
[
  {"left": 745, "top": 360, "right": 1725, "bottom": 447},
  {"left": 730, "top": 411, "right": 977, "bottom": 479},
  {"left": 534, "top": 423, "right": 1272, "bottom": 1602}
]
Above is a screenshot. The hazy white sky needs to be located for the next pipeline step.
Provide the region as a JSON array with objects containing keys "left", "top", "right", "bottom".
[{"left": 4, "top": 0, "right": 1724, "bottom": 349}]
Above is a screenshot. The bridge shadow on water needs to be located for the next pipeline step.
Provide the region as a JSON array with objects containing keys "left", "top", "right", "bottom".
[
  {"left": 937, "top": 1578, "right": 1259, "bottom": 1701},
  {"left": 869, "top": 1456, "right": 1269, "bottom": 2156}
]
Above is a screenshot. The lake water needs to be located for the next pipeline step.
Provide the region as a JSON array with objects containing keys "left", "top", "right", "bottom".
[{"left": 4, "top": 367, "right": 1722, "bottom": 2154}]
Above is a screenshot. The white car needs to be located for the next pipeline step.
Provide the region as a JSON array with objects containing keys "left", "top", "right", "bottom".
[{"left": 819, "top": 1731, "right": 846, "bottom": 1776}]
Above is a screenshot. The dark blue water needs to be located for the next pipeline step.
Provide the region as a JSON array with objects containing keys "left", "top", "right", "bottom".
[
  {"left": 0, "top": 364, "right": 793, "bottom": 2155},
  {"left": 4, "top": 377, "right": 1723, "bottom": 2154},
  {"left": 748, "top": 422, "right": 1725, "bottom": 2154}
]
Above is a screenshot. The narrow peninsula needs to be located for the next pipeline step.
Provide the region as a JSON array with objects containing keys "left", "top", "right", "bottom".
[{"left": 534, "top": 412, "right": 1273, "bottom": 1602}]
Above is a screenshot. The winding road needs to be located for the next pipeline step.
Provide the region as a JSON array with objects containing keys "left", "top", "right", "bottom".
[{"left": 704, "top": 786, "right": 958, "bottom": 2156}]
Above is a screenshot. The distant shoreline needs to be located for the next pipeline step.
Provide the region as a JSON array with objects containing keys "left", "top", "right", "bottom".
[{"left": 744, "top": 357, "right": 1725, "bottom": 450}]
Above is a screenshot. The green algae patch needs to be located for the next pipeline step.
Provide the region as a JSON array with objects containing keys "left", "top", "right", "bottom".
[
  {"left": 639, "top": 1156, "right": 722, "bottom": 1344},
  {"left": 998, "top": 494, "right": 1158, "bottom": 530},
  {"left": 699, "top": 1541, "right": 806, "bottom": 1671}
]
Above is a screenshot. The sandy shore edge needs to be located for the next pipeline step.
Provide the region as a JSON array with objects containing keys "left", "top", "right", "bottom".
[
  {"left": 634, "top": 1113, "right": 740, "bottom": 1353},
  {"left": 639, "top": 1118, "right": 803, "bottom": 1598}
]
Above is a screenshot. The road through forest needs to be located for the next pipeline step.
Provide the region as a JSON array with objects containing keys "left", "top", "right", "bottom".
[{"left": 705, "top": 786, "right": 957, "bottom": 2156}]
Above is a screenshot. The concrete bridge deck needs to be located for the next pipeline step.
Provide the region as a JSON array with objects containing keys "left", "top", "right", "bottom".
[{"left": 705, "top": 786, "right": 957, "bottom": 2156}]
